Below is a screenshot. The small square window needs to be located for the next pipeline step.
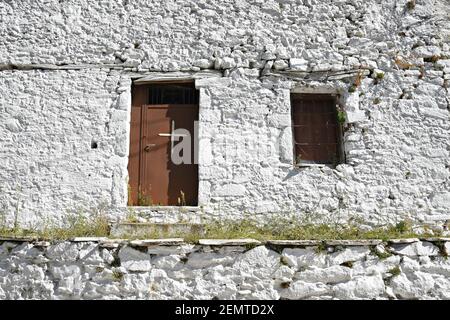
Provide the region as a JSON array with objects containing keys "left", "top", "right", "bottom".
[{"left": 291, "top": 93, "right": 344, "bottom": 166}]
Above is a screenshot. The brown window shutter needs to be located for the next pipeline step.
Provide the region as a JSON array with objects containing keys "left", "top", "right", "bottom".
[{"left": 291, "top": 94, "right": 342, "bottom": 165}]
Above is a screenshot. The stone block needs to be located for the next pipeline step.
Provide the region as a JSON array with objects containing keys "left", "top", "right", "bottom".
[
  {"left": 46, "top": 242, "right": 79, "bottom": 262},
  {"left": 281, "top": 248, "right": 328, "bottom": 269},
  {"left": 389, "top": 241, "right": 440, "bottom": 257},
  {"left": 289, "top": 58, "right": 308, "bottom": 71},
  {"left": 118, "top": 246, "right": 152, "bottom": 272},
  {"left": 294, "top": 265, "right": 352, "bottom": 284},
  {"left": 329, "top": 247, "right": 370, "bottom": 265},
  {"left": 280, "top": 281, "right": 330, "bottom": 299},
  {"left": 333, "top": 275, "right": 385, "bottom": 299}
]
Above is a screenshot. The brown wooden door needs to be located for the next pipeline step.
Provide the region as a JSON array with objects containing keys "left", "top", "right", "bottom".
[{"left": 128, "top": 84, "right": 199, "bottom": 206}]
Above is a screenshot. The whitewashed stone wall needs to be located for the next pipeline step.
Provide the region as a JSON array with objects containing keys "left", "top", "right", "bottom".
[
  {"left": 0, "top": 0, "right": 449, "bottom": 228},
  {"left": 0, "top": 238, "right": 449, "bottom": 299}
]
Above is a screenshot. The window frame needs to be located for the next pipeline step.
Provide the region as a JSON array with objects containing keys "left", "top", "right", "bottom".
[{"left": 290, "top": 93, "right": 345, "bottom": 168}]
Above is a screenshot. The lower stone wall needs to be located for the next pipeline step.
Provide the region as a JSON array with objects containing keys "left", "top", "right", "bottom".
[{"left": 0, "top": 238, "right": 449, "bottom": 300}]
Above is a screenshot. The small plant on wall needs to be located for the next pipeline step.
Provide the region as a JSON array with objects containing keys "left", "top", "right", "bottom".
[
  {"left": 127, "top": 184, "right": 133, "bottom": 206},
  {"left": 295, "top": 154, "right": 302, "bottom": 166},
  {"left": 137, "top": 191, "right": 153, "bottom": 206},
  {"left": 337, "top": 110, "right": 346, "bottom": 124},
  {"left": 394, "top": 56, "right": 414, "bottom": 70},
  {"left": 336, "top": 102, "right": 346, "bottom": 125},
  {"left": 374, "top": 70, "right": 385, "bottom": 84},
  {"left": 177, "top": 190, "right": 186, "bottom": 206},
  {"left": 128, "top": 184, "right": 154, "bottom": 206},
  {"left": 348, "top": 70, "right": 364, "bottom": 92},
  {"left": 406, "top": 0, "right": 416, "bottom": 10},
  {"left": 354, "top": 70, "right": 364, "bottom": 87}
]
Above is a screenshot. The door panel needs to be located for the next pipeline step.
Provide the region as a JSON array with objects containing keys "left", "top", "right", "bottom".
[
  {"left": 140, "top": 104, "right": 198, "bottom": 206},
  {"left": 128, "top": 85, "right": 147, "bottom": 205}
]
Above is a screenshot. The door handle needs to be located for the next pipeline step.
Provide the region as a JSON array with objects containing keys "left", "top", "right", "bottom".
[
  {"left": 158, "top": 133, "right": 188, "bottom": 137},
  {"left": 144, "top": 144, "right": 156, "bottom": 152}
]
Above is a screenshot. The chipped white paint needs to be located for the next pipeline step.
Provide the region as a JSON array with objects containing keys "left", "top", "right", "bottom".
[
  {"left": 0, "top": 240, "right": 449, "bottom": 299},
  {"left": 0, "top": 0, "right": 449, "bottom": 229}
]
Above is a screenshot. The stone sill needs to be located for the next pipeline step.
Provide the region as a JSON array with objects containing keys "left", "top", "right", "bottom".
[
  {"left": 293, "top": 163, "right": 340, "bottom": 169},
  {"left": 267, "top": 239, "right": 383, "bottom": 246},
  {"left": 295, "top": 163, "right": 328, "bottom": 168},
  {"left": 198, "top": 239, "right": 261, "bottom": 246},
  {"left": 127, "top": 206, "right": 201, "bottom": 212}
]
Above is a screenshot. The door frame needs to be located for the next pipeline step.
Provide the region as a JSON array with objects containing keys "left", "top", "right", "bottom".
[{"left": 127, "top": 81, "right": 200, "bottom": 207}]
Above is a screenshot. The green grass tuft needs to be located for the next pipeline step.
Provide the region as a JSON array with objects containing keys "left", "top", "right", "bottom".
[
  {"left": 0, "top": 214, "right": 110, "bottom": 240},
  {"left": 375, "top": 72, "right": 385, "bottom": 80},
  {"left": 337, "top": 111, "right": 346, "bottom": 124},
  {"left": 0, "top": 215, "right": 438, "bottom": 242},
  {"left": 389, "top": 266, "right": 401, "bottom": 277},
  {"left": 406, "top": 0, "right": 416, "bottom": 10}
]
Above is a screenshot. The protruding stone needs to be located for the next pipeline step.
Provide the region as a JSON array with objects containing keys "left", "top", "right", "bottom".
[
  {"left": 118, "top": 246, "right": 152, "bottom": 271},
  {"left": 280, "top": 281, "right": 330, "bottom": 299},
  {"left": 388, "top": 238, "right": 420, "bottom": 244},
  {"left": 233, "top": 246, "right": 280, "bottom": 278},
  {"left": 193, "top": 59, "right": 213, "bottom": 69},
  {"left": 72, "top": 237, "right": 108, "bottom": 242},
  {"left": 198, "top": 239, "right": 261, "bottom": 246},
  {"left": 389, "top": 241, "right": 440, "bottom": 256},
  {"left": 267, "top": 240, "right": 322, "bottom": 246},
  {"left": 5, "top": 118, "right": 22, "bottom": 132},
  {"left": 46, "top": 242, "right": 79, "bottom": 261},
  {"left": 281, "top": 248, "right": 327, "bottom": 269},
  {"left": 333, "top": 275, "right": 385, "bottom": 299},
  {"left": 329, "top": 247, "right": 370, "bottom": 265},
  {"left": 130, "top": 238, "right": 184, "bottom": 246},
  {"left": 289, "top": 58, "right": 308, "bottom": 71},
  {"left": 273, "top": 60, "right": 288, "bottom": 70},
  {"left": 326, "top": 240, "right": 382, "bottom": 246},
  {"left": 221, "top": 57, "right": 236, "bottom": 69},
  {"left": 187, "top": 252, "right": 236, "bottom": 268}
]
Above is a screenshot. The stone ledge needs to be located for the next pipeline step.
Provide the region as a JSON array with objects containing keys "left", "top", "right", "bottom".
[
  {"left": 419, "top": 237, "right": 450, "bottom": 242},
  {"left": 130, "top": 238, "right": 185, "bottom": 246},
  {"left": 33, "top": 241, "right": 51, "bottom": 247},
  {"left": 0, "top": 237, "right": 449, "bottom": 248},
  {"left": 266, "top": 68, "right": 371, "bottom": 81},
  {"left": 387, "top": 238, "right": 420, "bottom": 244},
  {"left": 198, "top": 239, "right": 261, "bottom": 246},
  {"left": 72, "top": 237, "right": 109, "bottom": 242},
  {"left": 0, "top": 236, "right": 38, "bottom": 242},
  {"left": 266, "top": 240, "right": 323, "bottom": 246},
  {"left": 266, "top": 239, "right": 383, "bottom": 246},
  {"left": 132, "top": 70, "right": 222, "bottom": 82},
  {"left": 0, "top": 63, "right": 126, "bottom": 71},
  {"left": 325, "top": 240, "right": 383, "bottom": 246},
  {"left": 99, "top": 239, "right": 128, "bottom": 248}
]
